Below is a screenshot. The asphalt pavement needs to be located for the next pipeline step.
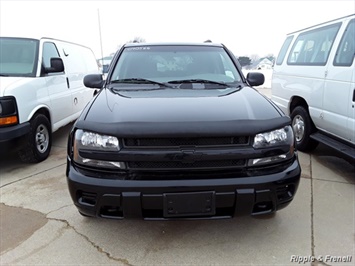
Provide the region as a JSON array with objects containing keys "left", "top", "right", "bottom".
[{"left": 0, "top": 87, "right": 354, "bottom": 265}]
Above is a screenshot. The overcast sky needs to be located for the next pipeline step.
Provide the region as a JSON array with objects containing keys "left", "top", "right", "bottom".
[{"left": 1, "top": 0, "right": 354, "bottom": 59}]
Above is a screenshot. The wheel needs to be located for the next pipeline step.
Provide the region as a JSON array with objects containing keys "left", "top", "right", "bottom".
[
  {"left": 290, "top": 106, "right": 318, "bottom": 152},
  {"left": 18, "top": 114, "right": 52, "bottom": 163}
]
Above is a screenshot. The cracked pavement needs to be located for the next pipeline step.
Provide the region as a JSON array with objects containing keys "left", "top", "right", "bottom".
[{"left": 0, "top": 88, "right": 354, "bottom": 265}]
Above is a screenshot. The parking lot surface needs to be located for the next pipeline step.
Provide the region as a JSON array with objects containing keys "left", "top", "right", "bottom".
[{"left": 0, "top": 88, "right": 354, "bottom": 265}]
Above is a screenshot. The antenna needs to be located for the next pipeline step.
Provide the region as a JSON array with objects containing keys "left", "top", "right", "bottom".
[{"left": 97, "top": 9, "right": 104, "bottom": 73}]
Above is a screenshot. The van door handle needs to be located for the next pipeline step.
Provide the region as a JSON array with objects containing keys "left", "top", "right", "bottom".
[{"left": 66, "top": 77, "right": 70, "bottom": 89}]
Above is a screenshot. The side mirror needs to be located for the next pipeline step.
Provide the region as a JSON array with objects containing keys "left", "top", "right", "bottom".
[
  {"left": 84, "top": 74, "right": 104, "bottom": 89},
  {"left": 246, "top": 72, "right": 265, "bottom": 87},
  {"left": 45, "top": 57, "right": 64, "bottom": 73}
]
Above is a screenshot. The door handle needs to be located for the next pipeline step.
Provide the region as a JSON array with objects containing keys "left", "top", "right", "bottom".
[{"left": 66, "top": 77, "right": 70, "bottom": 89}]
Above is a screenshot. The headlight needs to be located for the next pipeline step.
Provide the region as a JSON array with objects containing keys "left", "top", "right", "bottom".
[
  {"left": 253, "top": 126, "right": 294, "bottom": 149},
  {"left": 80, "top": 131, "right": 119, "bottom": 149},
  {"left": 249, "top": 126, "right": 295, "bottom": 166},
  {"left": 73, "top": 129, "right": 125, "bottom": 169}
]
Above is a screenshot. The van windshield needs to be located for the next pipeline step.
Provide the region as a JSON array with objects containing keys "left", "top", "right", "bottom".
[{"left": 0, "top": 37, "right": 39, "bottom": 77}]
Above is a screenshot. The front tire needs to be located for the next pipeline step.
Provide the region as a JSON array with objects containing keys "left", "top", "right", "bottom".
[
  {"left": 18, "top": 114, "right": 52, "bottom": 163},
  {"left": 290, "top": 106, "right": 318, "bottom": 152}
]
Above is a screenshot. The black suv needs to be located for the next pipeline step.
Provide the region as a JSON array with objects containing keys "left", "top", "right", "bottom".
[{"left": 66, "top": 42, "right": 301, "bottom": 220}]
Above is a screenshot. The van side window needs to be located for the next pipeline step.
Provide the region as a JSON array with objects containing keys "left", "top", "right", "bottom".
[
  {"left": 334, "top": 19, "right": 355, "bottom": 67},
  {"left": 276, "top": 36, "right": 293, "bottom": 65},
  {"left": 42, "top": 42, "right": 60, "bottom": 68},
  {"left": 287, "top": 23, "right": 341, "bottom": 65}
]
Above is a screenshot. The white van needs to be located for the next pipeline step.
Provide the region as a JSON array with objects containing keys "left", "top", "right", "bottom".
[
  {"left": 0, "top": 37, "right": 100, "bottom": 162},
  {"left": 271, "top": 14, "right": 355, "bottom": 162}
]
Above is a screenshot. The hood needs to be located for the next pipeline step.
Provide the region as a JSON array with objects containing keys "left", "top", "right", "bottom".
[
  {"left": 77, "top": 87, "right": 289, "bottom": 137},
  {"left": 0, "top": 77, "right": 24, "bottom": 96}
]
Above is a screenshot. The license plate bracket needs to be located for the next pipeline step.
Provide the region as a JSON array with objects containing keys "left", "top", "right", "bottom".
[{"left": 163, "top": 191, "right": 215, "bottom": 218}]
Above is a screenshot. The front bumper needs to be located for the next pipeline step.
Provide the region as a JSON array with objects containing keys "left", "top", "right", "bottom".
[
  {"left": 0, "top": 122, "right": 30, "bottom": 154},
  {"left": 0, "top": 122, "right": 30, "bottom": 141},
  {"left": 66, "top": 157, "right": 301, "bottom": 220}
]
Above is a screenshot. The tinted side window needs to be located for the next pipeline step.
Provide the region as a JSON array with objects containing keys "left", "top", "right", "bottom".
[
  {"left": 287, "top": 23, "right": 341, "bottom": 66},
  {"left": 42, "top": 42, "right": 60, "bottom": 68},
  {"left": 334, "top": 19, "right": 355, "bottom": 67},
  {"left": 276, "top": 35, "right": 293, "bottom": 65}
]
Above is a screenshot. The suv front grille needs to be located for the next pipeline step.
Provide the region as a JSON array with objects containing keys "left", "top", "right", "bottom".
[
  {"left": 121, "top": 136, "right": 251, "bottom": 171},
  {"left": 128, "top": 159, "right": 246, "bottom": 170},
  {"left": 124, "top": 136, "right": 250, "bottom": 147}
]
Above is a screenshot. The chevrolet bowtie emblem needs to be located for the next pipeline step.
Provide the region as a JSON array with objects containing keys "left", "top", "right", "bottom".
[{"left": 173, "top": 150, "right": 202, "bottom": 163}]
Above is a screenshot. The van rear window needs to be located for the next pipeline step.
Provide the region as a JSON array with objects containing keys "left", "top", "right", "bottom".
[
  {"left": 333, "top": 19, "right": 355, "bottom": 67},
  {"left": 287, "top": 23, "right": 341, "bottom": 66}
]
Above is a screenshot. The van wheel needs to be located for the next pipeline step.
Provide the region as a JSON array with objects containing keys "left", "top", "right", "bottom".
[
  {"left": 18, "top": 114, "right": 52, "bottom": 163},
  {"left": 290, "top": 106, "right": 318, "bottom": 152}
]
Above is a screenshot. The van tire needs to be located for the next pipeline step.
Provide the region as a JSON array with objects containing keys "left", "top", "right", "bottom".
[
  {"left": 18, "top": 114, "right": 52, "bottom": 163},
  {"left": 291, "top": 106, "right": 318, "bottom": 152}
]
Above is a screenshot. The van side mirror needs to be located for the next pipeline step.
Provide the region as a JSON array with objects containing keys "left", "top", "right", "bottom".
[
  {"left": 84, "top": 74, "right": 104, "bottom": 89},
  {"left": 246, "top": 72, "right": 265, "bottom": 87},
  {"left": 45, "top": 57, "right": 64, "bottom": 73}
]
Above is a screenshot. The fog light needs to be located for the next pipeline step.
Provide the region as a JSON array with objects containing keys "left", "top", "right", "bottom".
[
  {"left": 248, "top": 154, "right": 288, "bottom": 166},
  {"left": 81, "top": 158, "right": 126, "bottom": 169}
]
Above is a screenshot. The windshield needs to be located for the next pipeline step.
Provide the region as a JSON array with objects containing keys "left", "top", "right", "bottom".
[
  {"left": 0, "top": 37, "right": 39, "bottom": 77},
  {"left": 109, "top": 45, "right": 242, "bottom": 87}
]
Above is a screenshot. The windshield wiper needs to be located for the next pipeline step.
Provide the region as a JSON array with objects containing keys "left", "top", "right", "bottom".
[
  {"left": 110, "top": 78, "right": 174, "bottom": 88},
  {"left": 167, "top": 79, "right": 228, "bottom": 87},
  {"left": 220, "top": 84, "right": 243, "bottom": 96}
]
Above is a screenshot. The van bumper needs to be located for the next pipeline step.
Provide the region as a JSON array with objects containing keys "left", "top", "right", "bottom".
[
  {"left": 66, "top": 157, "right": 301, "bottom": 220},
  {"left": 0, "top": 123, "right": 30, "bottom": 154},
  {"left": 0, "top": 122, "right": 30, "bottom": 141}
]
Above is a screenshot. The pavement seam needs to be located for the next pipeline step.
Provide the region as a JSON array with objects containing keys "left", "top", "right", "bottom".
[
  {"left": 46, "top": 204, "right": 73, "bottom": 216},
  {"left": 0, "top": 163, "right": 66, "bottom": 188},
  {"left": 312, "top": 177, "right": 355, "bottom": 185},
  {"left": 309, "top": 158, "right": 333, "bottom": 266},
  {"left": 312, "top": 260, "right": 332, "bottom": 266},
  {"left": 48, "top": 217, "right": 134, "bottom": 266},
  {"left": 310, "top": 155, "right": 315, "bottom": 259}
]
